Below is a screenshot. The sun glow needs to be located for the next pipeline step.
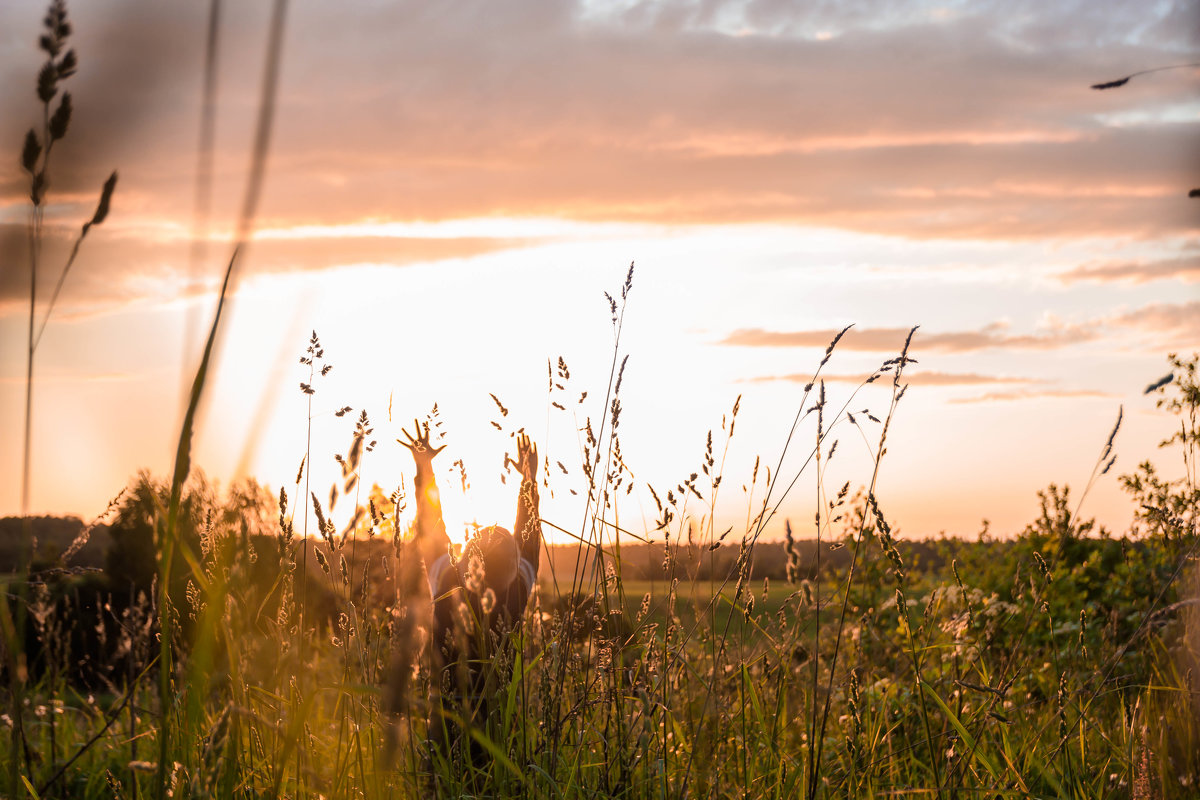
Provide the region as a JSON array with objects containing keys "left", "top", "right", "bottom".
[{"left": 420, "top": 469, "right": 529, "bottom": 547}]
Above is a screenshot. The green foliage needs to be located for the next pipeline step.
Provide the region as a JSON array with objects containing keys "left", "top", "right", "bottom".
[
  {"left": 8, "top": 351, "right": 1199, "bottom": 800},
  {"left": 105, "top": 471, "right": 210, "bottom": 593},
  {"left": 4, "top": 436, "right": 1198, "bottom": 799},
  {"left": 1123, "top": 353, "right": 1200, "bottom": 542}
]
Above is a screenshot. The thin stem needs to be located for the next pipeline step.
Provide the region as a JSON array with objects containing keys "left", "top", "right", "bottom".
[{"left": 1092, "top": 61, "right": 1200, "bottom": 89}]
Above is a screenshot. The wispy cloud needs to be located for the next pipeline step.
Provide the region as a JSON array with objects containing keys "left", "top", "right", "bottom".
[
  {"left": 1, "top": 0, "right": 1195, "bottom": 244},
  {"left": 1113, "top": 300, "right": 1200, "bottom": 344},
  {"left": 722, "top": 321, "right": 1098, "bottom": 352},
  {"left": 724, "top": 297, "right": 1200, "bottom": 355},
  {"left": 746, "top": 370, "right": 1040, "bottom": 386},
  {"left": 0, "top": 222, "right": 534, "bottom": 306},
  {"left": 1057, "top": 254, "right": 1200, "bottom": 284},
  {"left": 948, "top": 388, "right": 1114, "bottom": 404}
]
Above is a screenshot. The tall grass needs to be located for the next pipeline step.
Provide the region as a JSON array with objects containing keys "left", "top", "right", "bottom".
[
  {"left": 8, "top": 4, "right": 117, "bottom": 796},
  {"left": 5, "top": 312, "right": 1200, "bottom": 799}
]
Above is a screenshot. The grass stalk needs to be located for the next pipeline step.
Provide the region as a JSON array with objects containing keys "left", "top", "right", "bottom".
[{"left": 156, "top": 249, "right": 237, "bottom": 799}]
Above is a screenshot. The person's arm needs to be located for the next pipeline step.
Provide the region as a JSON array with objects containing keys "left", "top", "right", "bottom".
[
  {"left": 385, "top": 419, "right": 451, "bottom": 721},
  {"left": 512, "top": 432, "right": 541, "bottom": 572},
  {"left": 398, "top": 418, "right": 451, "bottom": 572}
]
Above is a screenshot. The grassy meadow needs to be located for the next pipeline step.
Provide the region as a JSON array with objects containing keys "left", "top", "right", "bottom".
[
  {"left": 5, "top": 2, "right": 1200, "bottom": 799},
  {"left": 4, "top": 327, "right": 1198, "bottom": 798}
]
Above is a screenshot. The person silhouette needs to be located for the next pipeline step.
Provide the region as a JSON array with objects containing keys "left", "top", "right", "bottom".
[{"left": 388, "top": 419, "right": 541, "bottom": 785}]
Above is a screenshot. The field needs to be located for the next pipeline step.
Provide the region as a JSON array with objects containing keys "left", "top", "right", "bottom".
[
  {"left": 4, "top": 2, "right": 1200, "bottom": 799},
  {"left": 5, "top": 386, "right": 1199, "bottom": 799}
]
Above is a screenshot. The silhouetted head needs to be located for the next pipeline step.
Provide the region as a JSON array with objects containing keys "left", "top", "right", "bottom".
[{"left": 465, "top": 525, "right": 519, "bottom": 590}]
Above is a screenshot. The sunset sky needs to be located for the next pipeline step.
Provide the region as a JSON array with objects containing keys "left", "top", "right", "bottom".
[{"left": 1, "top": 0, "right": 1197, "bottom": 544}]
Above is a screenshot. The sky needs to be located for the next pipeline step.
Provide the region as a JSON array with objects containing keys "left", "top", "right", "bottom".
[{"left": 1, "top": 0, "right": 1197, "bottom": 545}]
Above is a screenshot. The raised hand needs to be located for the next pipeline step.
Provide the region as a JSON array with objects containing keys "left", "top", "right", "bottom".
[
  {"left": 514, "top": 431, "right": 538, "bottom": 483},
  {"left": 400, "top": 417, "right": 450, "bottom": 563},
  {"left": 398, "top": 418, "right": 445, "bottom": 466}
]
